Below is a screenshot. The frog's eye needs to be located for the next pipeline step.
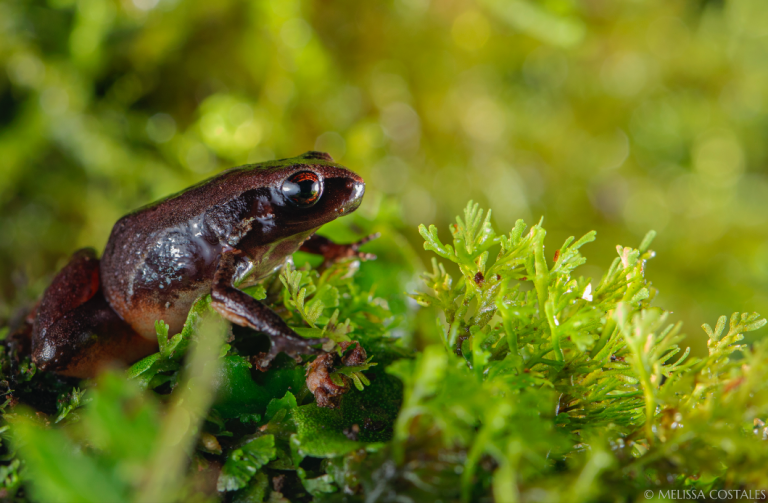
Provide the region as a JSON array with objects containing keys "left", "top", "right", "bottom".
[{"left": 282, "top": 171, "right": 323, "bottom": 207}]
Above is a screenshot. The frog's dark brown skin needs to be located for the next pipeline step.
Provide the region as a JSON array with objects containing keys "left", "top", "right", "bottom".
[{"left": 26, "top": 151, "right": 371, "bottom": 378}]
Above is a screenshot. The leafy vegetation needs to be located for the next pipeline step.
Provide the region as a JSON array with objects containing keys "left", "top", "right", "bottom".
[
  {"left": 3, "top": 1, "right": 768, "bottom": 499},
  {"left": 0, "top": 201, "right": 767, "bottom": 501}
]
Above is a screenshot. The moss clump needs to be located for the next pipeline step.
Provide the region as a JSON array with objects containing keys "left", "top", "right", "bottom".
[{"left": 1, "top": 201, "right": 766, "bottom": 502}]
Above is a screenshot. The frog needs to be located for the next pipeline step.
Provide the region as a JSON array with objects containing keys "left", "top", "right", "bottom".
[{"left": 24, "top": 151, "right": 374, "bottom": 379}]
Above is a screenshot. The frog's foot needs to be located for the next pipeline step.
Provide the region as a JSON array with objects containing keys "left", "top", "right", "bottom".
[
  {"left": 213, "top": 250, "right": 326, "bottom": 370},
  {"left": 299, "top": 233, "right": 379, "bottom": 263},
  {"left": 249, "top": 331, "right": 325, "bottom": 372}
]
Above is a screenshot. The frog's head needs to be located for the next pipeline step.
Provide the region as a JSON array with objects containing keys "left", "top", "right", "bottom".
[{"left": 268, "top": 151, "right": 365, "bottom": 233}]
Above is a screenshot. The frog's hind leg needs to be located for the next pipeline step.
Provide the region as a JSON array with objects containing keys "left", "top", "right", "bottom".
[{"left": 31, "top": 248, "right": 158, "bottom": 378}]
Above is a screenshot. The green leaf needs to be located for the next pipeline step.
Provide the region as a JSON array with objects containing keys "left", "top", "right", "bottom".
[
  {"left": 238, "top": 413, "right": 262, "bottom": 425},
  {"left": 301, "top": 473, "right": 337, "bottom": 496},
  {"left": 217, "top": 435, "right": 277, "bottom": 492},
  {"left": 232, "top": 472, "right": 269, "bottom": 503},
  {"left": 55, "top": 388, "right": 89, "bottom": 424},
  {"left": 155, "top": 320, "right": 170, "bottom": 356},
  {"left": 242, "top": 284, "right": 268, "bottom": 301},
  {"left": 638, "top": 230, "right": 656, "bottom": 253},
  {"left": 210, "top": 355, "right": 270, "bottom": 419},
  {"left": 292, "top": 326, "right": 326, "bottom": 339},
  {"left": 265, "top": 391, "right": 298, "bottom": 423},
  {"left": 330, "top": 356, "right": 377, "bottom": 392},
  {"left": 126, "top": 352, "right": 161, "bottom": 380}
]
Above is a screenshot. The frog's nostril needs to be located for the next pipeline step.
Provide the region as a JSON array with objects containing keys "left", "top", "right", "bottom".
[{"left": 344, "top": 178, "right": 360, "bottom": 190}]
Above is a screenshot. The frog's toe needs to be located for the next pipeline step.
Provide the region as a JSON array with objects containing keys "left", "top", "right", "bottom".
[
  {"left": 353, "top": 232, "right": 380, "bottom": 248},
  {"left": 251, "top": 333, "right": 326, "bottom": 371},
  {"left": 273, "top": 333, "right": 327, "bottom": 358},
  {"left": 349, "top": 233, "right": 380, "bottom": 261}
]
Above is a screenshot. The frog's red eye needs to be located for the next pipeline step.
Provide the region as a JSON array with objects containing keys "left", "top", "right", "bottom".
[{"left": 282, "top": 171, "right": 322, "bottom": 207}]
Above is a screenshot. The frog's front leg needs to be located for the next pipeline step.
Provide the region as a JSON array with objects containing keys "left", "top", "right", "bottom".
[
  {"left": 299, "top": 233, "right": 379, "bottom": 263},
  {"left": 211, "top": 250, "right": 323, "bottom": 368}
]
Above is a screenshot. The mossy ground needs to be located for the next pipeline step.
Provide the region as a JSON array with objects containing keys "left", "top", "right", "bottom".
[{"left": 1, "top": 202, "right": 767, "bottom": 502}]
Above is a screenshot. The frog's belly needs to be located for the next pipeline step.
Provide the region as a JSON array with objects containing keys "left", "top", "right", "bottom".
[
  {"left": 106, "top": 230, "right": 313, "bottom": 339},
  {"left": 103, "top": 222, "right": 222, "bottom": 339},
  {"left": 121, "top": 282, "right": 212, "bottom": 339},
  {"left": 136, "top": 236, "right": 306, "bottom": 336}
]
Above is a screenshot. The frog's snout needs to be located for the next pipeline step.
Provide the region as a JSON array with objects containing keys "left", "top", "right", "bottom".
[
  {"left": 347, "top": 178, "right": 365, "bottom": 202},
  {"left": 340, "top": 178, "right": 365, "bottom": 214}
]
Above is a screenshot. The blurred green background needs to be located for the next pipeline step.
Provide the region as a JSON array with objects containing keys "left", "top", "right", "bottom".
[{"left": 2, "top": 0, "right": 768, "bottom": 351}]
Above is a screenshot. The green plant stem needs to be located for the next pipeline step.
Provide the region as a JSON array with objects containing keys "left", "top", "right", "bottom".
[
  {"left": 532, "top": 229, "right": 561, "bottom": 362},
  {"left": 137, "top": 315, "right": 227, "bottom": 503},
  {"left": 627, "top": 340, "right": 656, "bottom": 445}
]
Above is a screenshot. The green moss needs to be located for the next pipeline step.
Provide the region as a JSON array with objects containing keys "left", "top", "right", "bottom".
[{"left": 2, "top": 202, "right": 768, "bottom": 502}]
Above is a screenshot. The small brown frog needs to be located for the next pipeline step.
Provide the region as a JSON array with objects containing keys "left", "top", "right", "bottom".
[{"left": 22, "top": 151, "right": 373, "bottom": 378}]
